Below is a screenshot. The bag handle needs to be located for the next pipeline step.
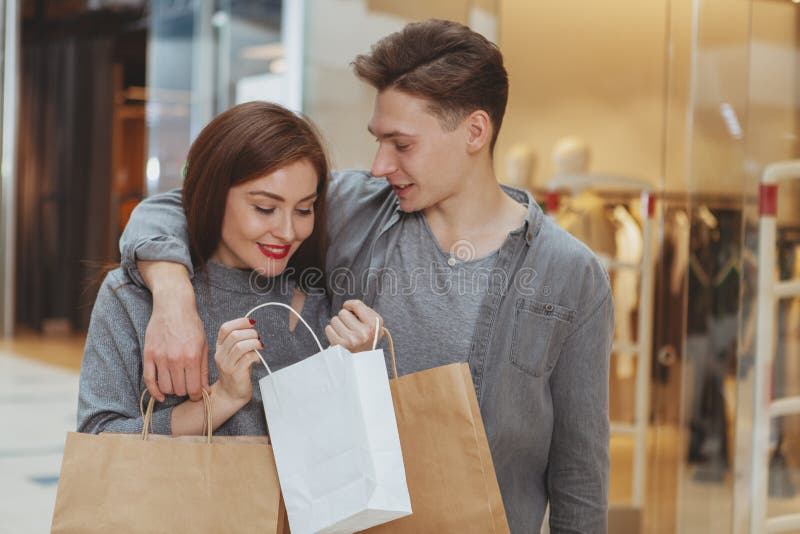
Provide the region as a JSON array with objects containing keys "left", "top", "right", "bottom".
[
  {"left": 245, "top": 303, "right": 391, "bottom": 377},
  {"left": 381, "top": 327, "right": 399, "bottom": 380},
  {"left": 244, "top": 302, "right": 325, "bottom": 374},
  {"left": 139, "top": 389, "right": 213, "bottom": 444},
  {"left": 372, "top": 317, "right": 380, "bottom": 350}
]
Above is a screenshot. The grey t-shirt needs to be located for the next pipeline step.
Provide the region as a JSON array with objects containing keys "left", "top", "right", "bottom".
[{"left": 372, "top": 212, "right": 498, "bottom": 376}]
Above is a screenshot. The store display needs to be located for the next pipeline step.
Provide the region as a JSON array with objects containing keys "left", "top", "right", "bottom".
[
  {"left": 685, "top": 205, "right": 740, "bottom": 481},
  {"left": 613, "top": 204, "right": 644, "bottom": 380},
  {"left": 504, "top": 142, "right": 536, "bottom": 191}
]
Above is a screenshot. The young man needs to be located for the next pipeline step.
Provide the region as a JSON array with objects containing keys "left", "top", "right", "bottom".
[{"left": 120, "top": 20, "right": 613, "bottom": 533}]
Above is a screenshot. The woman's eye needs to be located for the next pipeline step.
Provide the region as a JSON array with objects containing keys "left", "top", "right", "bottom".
[
  {"left": 254, "top": 206, "right": 275, "bottom": 215},
  {"left": 296, "top": 208, "right": 314, "bottom": 216}
]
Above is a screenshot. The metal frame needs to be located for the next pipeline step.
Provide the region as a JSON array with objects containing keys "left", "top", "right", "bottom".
[
  {"left": 282, "top": 0, "right": 305, "bottom": 112},
  {"left": 190, "top": 0, "right": 214, "bottom": 143},
  {"left": 750, "top": 160, "right": 800, "bottom": 533},
  {"left": 547, "top": 175, "right": 657, "bottom": 508},
  {"left": 0, "top": 0, "right": 19, "bottom": 337}
]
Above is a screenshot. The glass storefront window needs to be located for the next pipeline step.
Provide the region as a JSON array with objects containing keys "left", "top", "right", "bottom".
[
  {"left": 145, "top": 0, "right": 297, "bottom": 194},
  {"left": 686, "top": 1, "right": 800, "bottom": 533},
  {"left": 302, "top": 0, "right": 499, "bottom": 170}
]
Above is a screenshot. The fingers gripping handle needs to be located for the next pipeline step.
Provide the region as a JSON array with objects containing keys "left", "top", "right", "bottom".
[
  {"left": 244, "top": 302, "right": 325, "bottom": 374},
  {"left": 245, "top": 303, "right": 393, "bottom": 379},
  {"left": 140, "top": 389, "right": 213, "bottom": 443}
]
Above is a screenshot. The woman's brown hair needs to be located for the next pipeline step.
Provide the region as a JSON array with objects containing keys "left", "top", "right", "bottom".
[{"left": 182, "top": 101, "right": 329, "bottom": 291}]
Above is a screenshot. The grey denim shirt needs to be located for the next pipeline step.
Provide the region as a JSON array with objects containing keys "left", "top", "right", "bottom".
[{"left": 120, "top": 170, "right": 613, "bottom": 534}]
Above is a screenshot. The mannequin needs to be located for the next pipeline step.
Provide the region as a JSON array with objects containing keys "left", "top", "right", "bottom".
[
  {"left": 552, "top": 136, "right": 590, "bottom": 174},
  {"left": 686, "top": 207, "right": 739, "bottom": 479},
  {"left": 504, "top": 143, "right": 536, "bottom": 191},
  {"left": 670, "top": 210, "right": 690, "bottom": 296},
  {"left": 612, "top": 205, "right": 643, "bottom": 379},
  {"left": 550, "top": 137, "right": 616, "bottom": 258}
]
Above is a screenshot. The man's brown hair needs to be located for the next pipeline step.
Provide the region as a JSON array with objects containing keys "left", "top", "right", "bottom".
[
  {"left": 352, "top": 19, "right": 508, "bottom": 152},
  {"left": 182, "top": 101, "right": 328, "bottom": 290}
]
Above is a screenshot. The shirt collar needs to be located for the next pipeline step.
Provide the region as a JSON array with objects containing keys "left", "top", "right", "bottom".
[{"left": 499, "top": 184, "right": 542, "bottom": 245}]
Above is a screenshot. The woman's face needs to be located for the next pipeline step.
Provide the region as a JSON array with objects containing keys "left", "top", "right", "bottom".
[{"left": 212, "top": 159, "right": 318, "bottom": 276}]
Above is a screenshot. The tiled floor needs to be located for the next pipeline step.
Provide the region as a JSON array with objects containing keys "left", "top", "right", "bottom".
[{"left": 0, "top": 350, "right": 79, "bottom": 534}]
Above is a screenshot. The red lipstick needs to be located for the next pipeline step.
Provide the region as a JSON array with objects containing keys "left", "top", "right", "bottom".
[{"left": 258, "top": 243, "right": 291, "bottom": 260}]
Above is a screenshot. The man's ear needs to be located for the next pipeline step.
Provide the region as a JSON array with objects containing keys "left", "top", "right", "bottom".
[{"left": 464, "top": 110, "right": 492, "bottom": 154}]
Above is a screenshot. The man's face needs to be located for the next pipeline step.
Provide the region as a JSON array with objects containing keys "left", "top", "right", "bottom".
[{"left": 367, "top": 88, "right": 471, "bottom": 213}]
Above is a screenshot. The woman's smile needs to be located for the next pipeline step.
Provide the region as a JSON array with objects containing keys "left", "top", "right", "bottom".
[{"left": 257, "top": 242, "right": 291, "bottom": 260}]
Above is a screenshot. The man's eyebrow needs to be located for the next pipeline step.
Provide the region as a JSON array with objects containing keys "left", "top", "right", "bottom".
[
  {"left": 248, "top": 191, "right": 318, "bottom": 202},
  {"left": 367, "top": 125, "right": 414, "bottom": 139}
]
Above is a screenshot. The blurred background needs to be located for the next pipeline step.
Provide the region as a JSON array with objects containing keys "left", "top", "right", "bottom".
[{"left": 0, "top": 0, "right": 799, "bottom": 532}]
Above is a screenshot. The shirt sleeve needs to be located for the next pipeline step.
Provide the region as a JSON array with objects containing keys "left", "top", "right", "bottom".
[
  {"left": 547, "top": 282, "right": 613, "bottom": 533},
  {"left": 77, "top": 274, "right": 174, "bottom": 435},
  {"left": 324, "top": 169, "right": 395, "bottom": 267},
  {"left": 119, "top": 189, "right": 193, "bottom": 288}
]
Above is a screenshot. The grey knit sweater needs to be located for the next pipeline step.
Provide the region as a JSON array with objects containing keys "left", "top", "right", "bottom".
[{"left": 77, "top": 261, "right": 330, "bottom": 436}]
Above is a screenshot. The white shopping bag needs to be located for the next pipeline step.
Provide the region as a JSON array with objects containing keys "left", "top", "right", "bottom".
[{"left": 246, "top": 302, "right": 412, "bottom": 534}]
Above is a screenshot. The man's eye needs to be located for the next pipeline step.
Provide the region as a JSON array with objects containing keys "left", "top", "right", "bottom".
[
  {"left": 254, "top": 206, "right": 275, "bottom": 215},
  {"left": 396, "top": 144, "right": 410, "bottom": 152}
]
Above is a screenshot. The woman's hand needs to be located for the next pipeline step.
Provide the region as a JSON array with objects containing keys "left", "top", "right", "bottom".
[
  {"left": 213, "top": 318, "right": 263, "bottom": 405},
  {"left": 325, "top": 300, "right": 384, "bottom": 353}
]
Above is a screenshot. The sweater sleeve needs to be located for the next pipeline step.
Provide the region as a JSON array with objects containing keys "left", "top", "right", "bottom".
[
  {"left": 119, "top": 188, "right": 193, "bottom": 288},
  {"left": 77, "top": 272, "right": 174, "bottom": 435}
]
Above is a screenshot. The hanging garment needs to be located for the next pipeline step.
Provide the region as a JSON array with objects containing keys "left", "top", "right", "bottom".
[
  {"left": 555, "top": 191, "right": 617, "bottom": 258},
  {"left": 612, "top": 205, "right": 643, "bottom": 380}
]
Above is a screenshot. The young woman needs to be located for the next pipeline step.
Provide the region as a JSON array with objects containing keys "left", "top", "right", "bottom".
[{"left": 77, "top": 102, "right": 381, "bottom": 436}]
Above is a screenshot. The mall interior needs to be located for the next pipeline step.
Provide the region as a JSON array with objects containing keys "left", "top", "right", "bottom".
[{"left": 0, "top": 0, "right": 799, "bottom": 533}]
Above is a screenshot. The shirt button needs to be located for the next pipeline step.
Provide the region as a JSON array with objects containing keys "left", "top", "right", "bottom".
[
  {"left": 447, "top": 257, "right": 457, "bottom": 267},
  {"left": 545, "top": 303, "right": 554, "bottom": 312}
]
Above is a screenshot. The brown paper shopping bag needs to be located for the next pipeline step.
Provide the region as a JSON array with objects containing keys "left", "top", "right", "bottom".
[
  {"left": 359, "top": 330, "right": 510, "bottom": 534},
  {"left": 52, "top": 391, "right": 286, "bottom": 534}
]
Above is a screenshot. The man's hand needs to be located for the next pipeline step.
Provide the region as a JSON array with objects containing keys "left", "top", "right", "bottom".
[
  {"left": 140, "top": 261, "right": 209, "bottom": 402},
  {"left": 325, "top": 300, "right": 384, "bottom": 353}
]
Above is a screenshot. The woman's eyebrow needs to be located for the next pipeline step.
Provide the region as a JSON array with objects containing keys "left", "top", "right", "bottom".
[{"left": 249, "top": 191, "right": 318, "bottom": 202}]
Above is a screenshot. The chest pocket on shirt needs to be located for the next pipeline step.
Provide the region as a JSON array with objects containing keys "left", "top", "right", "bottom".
[{"left": 510, "top": 297, "right": 577, "bottom": 377}]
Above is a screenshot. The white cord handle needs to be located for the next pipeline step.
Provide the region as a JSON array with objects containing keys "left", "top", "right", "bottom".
[
  {"left": 245, "top": 302, "right": 324, "bottom": 374},
  {"left": 371, "top": 317, "right": 380, "bottom": 351}
]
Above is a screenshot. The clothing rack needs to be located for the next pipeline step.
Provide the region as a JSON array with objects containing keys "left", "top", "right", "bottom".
[
  {"left": 777, "top": 226, "right": 800, "bottom": 241},
  {"left": 750, "top": 160, "right": 800, "bottom": 534},
  {"left": 545, "top": 174, "right": 656, "bottom": 509},
  {"left": 532, "top": 185, "right": 758, "bottom": 212}
]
